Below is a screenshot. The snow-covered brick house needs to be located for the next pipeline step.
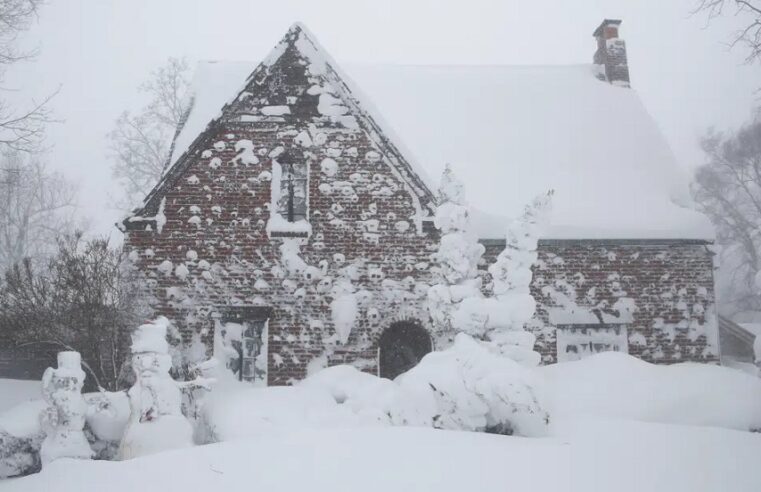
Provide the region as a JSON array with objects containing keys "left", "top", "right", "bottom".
[{"left": 121, "top": 20, "right": 719, "bottom": 385}]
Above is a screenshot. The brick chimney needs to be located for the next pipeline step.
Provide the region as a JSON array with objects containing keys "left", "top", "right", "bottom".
[{"left": 593, "top": 19, "right": 630, "bottom": 87}]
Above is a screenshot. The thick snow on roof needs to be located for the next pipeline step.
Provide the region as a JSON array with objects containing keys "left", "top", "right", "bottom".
[{"left": 170, "top": 57, "right": 713, "bottom": 240}]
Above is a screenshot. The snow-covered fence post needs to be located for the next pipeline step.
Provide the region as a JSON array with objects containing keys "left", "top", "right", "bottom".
[
  {"left": 120, "top": 317, "right": 204, "bottom": 459},
  {"left": 38, "top": 351, "right": 94, "bottom": 466},
  {"left": 427, "top": 165, "right": 485, "bottom": 346}
]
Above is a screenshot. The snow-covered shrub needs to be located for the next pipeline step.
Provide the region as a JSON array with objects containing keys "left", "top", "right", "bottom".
[
  {"left": 398, "top": 334, "right": 550, "bottom": 437},
  {"left": 198, "top": 382, "right": 351, "bottom": 442},
  {"left": 0, "top": 390, "right": 129, "bottom": 479},
  {"left": 120, "top": 317, "right": 207, "bottom": 459},
  {"left": 0, "top": 409, "right": 43, "bottom": 479},
  {"left": 427, "top": 165, "right": 485, "bottom": 345},
  {"left": 38, "top": 351, "right": 94, "bottom": 466},
  {"left": 301, "top": 365, "right": 433, "bottom": 427},
  {"left": 483, "top": 191, "right": 552, "bottom": 366}
]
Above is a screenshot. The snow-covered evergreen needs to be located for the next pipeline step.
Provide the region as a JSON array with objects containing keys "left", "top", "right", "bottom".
[
  {"left": 484, "top": 191, "right": 553, "bottom": 366},
  {"left": 427, "top": 165, "right": 485, "bottom": 345},
  {"left": 38, "top": 352, "right": 93, "bottom": 466},
  {"left": 398, "top": 333, "right": 549, "bottom": 436}
]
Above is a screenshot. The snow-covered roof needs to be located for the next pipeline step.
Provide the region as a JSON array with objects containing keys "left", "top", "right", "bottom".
[{"left": 167, "top": 27, "right": 713, "bottom": 241}]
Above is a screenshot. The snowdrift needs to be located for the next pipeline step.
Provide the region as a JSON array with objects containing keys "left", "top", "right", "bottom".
[
  {"left": 3, "top": 349, "right": 761, "bottom": 481},
  {"left": 5, "top": 422, "right": 761, "bottom": 492},
  {"left": 541, "top": 352, "right": 761, "bottom": 431}
]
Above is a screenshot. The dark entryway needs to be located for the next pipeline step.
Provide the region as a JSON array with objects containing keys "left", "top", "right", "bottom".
[{"left": 378, "top": 321, "right": 432, "bottom": 380}]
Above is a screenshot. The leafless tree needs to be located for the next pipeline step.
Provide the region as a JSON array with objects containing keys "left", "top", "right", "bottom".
[
  {"left": 0, "top": 150, "right": 76, "bottom": 271},
  {"left": 0, "top": 233, "right": 150, "bottom": 390},
  {"left": 0, "top": 0, "right": 57, "bottom": 152},
  {"left": 692, "top": 119, "right": 761, "bottom": 316},
  {"left": 109, "top": 57, "right": 191, "bottom": 208},
  {"left": 694, "top": 0, "right": 761, "bottom": 63}
]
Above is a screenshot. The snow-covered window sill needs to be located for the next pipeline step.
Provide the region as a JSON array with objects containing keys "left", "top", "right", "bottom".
[
  {"left": 556, "top": 323, "right": 629, "bottom": 362},
  {"left": 266, "top": 216, "right": 312, "bottom": 239}
]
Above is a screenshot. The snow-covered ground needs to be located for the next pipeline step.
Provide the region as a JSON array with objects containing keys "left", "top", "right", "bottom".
[
  {"left": 4, "top": 421, "right": 761, "bottom": 492},
  {"left": 0, "top": 379, "right": 40, "bottom": 413},
  {"left": 3, "top": 353, "right": 761, "bottom": 490}
]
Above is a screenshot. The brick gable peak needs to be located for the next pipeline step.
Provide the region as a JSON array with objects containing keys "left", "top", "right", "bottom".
[{"left": 124, "top": 22, "right": 435, "bottom": 228}]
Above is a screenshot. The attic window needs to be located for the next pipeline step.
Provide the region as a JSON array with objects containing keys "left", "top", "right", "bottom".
[
  {"left": 277, "top": 152, "right": 307, "bottom": 222},
  {"left": 267, "top": 150, "right": 311, "bottom": 238}
]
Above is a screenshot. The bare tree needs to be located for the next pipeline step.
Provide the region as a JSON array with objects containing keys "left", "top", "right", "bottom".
[
  {"left": 0, "top": 233, "right": 150, "bottom": 390},
  {"left": 694, "top": 0, "right": 761, "bottom": 63},
  {"left": 0, "top": 0, "right": 57, "bottom": 152},
  {"left": 0, "top": 150, "right": 76, "bottom": 271},
  {"left": 692, "top": 119, "right": 761, "bottom": 316},
  {"left": 109, "top": 57, "right": 191, "bottom": 208}
]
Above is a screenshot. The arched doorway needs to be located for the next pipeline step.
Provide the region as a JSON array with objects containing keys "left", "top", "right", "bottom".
[{"left": 378, "top": 321, "right": 432, "bottom": 380}]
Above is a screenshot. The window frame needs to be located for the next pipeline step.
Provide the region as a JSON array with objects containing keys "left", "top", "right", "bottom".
[{"left": 555, "top": 323, "right": 629, "bottom": 362}]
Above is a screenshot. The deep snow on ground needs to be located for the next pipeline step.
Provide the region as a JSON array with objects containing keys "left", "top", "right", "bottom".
[
  {"left": 3, "top": 352, "right": 761, "bottom": 490},
  {"left": 0, "top": 380, "right": 39, "bottom": 413},
  {"left": 541, "top": 352, "right": 761, "bottom": 431},
  {"left": 5, "top": 421, "right": 761, "bottom": 492}
]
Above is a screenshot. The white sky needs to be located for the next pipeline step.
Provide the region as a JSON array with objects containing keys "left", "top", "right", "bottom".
[{"left": 6, "top": 0, "right": 760, "bottom": 236}]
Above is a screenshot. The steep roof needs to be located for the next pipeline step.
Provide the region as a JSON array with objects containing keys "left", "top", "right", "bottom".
[{"left": 158, "top": 24, "right": 714, "bottom": 241}]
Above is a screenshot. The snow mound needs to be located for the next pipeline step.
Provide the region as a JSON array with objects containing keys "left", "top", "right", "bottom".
[
  {"left": 200, "top": 382, "right": 354, "bottom": 441},
  {"left": 5, "top": 423, "right": 761, "bottom": 492},
  {"left": 0, "top": 380, "right": 40, "bottom": 413},
  {"left": 301, "top": 365, "right": 432, "bottom": 427},
  {"left": 541, "top": 351, "right": 761, "bottom": 431},
  {"left": 399, "top": 334, "right": 549, "bottom": 436}
]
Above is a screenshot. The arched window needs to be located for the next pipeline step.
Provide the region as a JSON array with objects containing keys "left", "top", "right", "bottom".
[{"left": 378, "top": 321, "right": 432, "bottom": 380}]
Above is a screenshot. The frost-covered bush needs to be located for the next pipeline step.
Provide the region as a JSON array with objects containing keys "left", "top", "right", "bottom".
[
  {"left": 301, "top": 365, "right": 432, "bottom": 426},
  {"left": 38, "top": 351, "right": 94, "bottom": 466},
  {"left": 0, "top": 428, "right": 42, "bottom": 479},
  {"left": 0, "top": 390, "right": 128, "bottom": 479},
  {"left": 427, "top": 165, "right": 485, "bottom": 345},
  {"left": 477, "top": 191, "right": 552, "bottom": 366},
  {"left": 120, "top": 317, "right": 212, "bottom": 459},
  {"left": 398, "top": 334, "right": 549, "bottom": 437}
]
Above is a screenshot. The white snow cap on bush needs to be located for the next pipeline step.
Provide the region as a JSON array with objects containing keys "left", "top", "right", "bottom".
[
  {"left": 301, "top": 366, "right": 432, "bottom": 427},
  {"left": 39, "top": 351, "right": 93, "bottom": 467},
  {"left": 428, "top": 165, "right": 485, "bottom": 343},
  {"left": 398, "top": 333, "right": 549, "bottom": 437}
]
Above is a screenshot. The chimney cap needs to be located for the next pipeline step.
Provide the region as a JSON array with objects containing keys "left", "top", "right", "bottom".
[{"left": 593, "top": 19, "right": 622, "bottom": 37}]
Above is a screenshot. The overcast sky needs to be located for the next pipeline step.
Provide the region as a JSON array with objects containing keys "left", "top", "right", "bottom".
[{"left": 6, "top": 0, "right": 761, "bottom": 236}]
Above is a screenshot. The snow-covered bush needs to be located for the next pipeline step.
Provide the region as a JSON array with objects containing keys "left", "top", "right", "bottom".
[
  {"left": 120, "top": 317, "right": 212, "bottom": 459},
  {"left": 483, "top": 191, "right": 552, "bottom": 365},
  {"left": 398, "top": 334, "right": 549, "bottom": 437},
  {"left": 0, "top": 404, "right": 43, "bottom": 478},
  {"left": 0, "top": 389, "right": 128, "bottom": 479},
  {"left": 38, "top": 351, "right": 94, "bottom": 466},
  {"left": 301, "top": 365, "right": 433, "bottom": 426},
  {"left": 427, "top": 165, "right": 485, "bottom": 345},
  {"left": 444, "top": 192, "right": 552, "bottom": 366}
]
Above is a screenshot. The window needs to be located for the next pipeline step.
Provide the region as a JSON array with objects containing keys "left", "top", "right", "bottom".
[
  {"left": 556, "top": 324, "right": 628, "bottom": 362},
  {"left": 276, "top": 152, "right": 307, "bottom": 222},
  {"left": 218, "top": 307, "right": 271, "bottom": 386},
  {"left": 240, "top": 319, "right": 268, "bottom": 384}
]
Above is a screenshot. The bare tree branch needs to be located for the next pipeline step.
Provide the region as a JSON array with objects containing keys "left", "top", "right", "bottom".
[
  {"left": 692, "top": 119, "right": 761, "bottom": 316},
  {"left": 694, "top": 0, "right": 761, "bottom": 63},
  {"left": 0, "top": 150, "right": 77, "bottom": 271},
  {"left": 109, "top": 57, "right": 191, "bottom": 209}
]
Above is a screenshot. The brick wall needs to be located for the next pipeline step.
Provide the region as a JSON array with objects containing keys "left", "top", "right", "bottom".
[
  {"left": 482, "top": 239, "right": 719, "bottom": 364},
  {"left": 124, "top": 37, "right": 438, "bottom": 385}
]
